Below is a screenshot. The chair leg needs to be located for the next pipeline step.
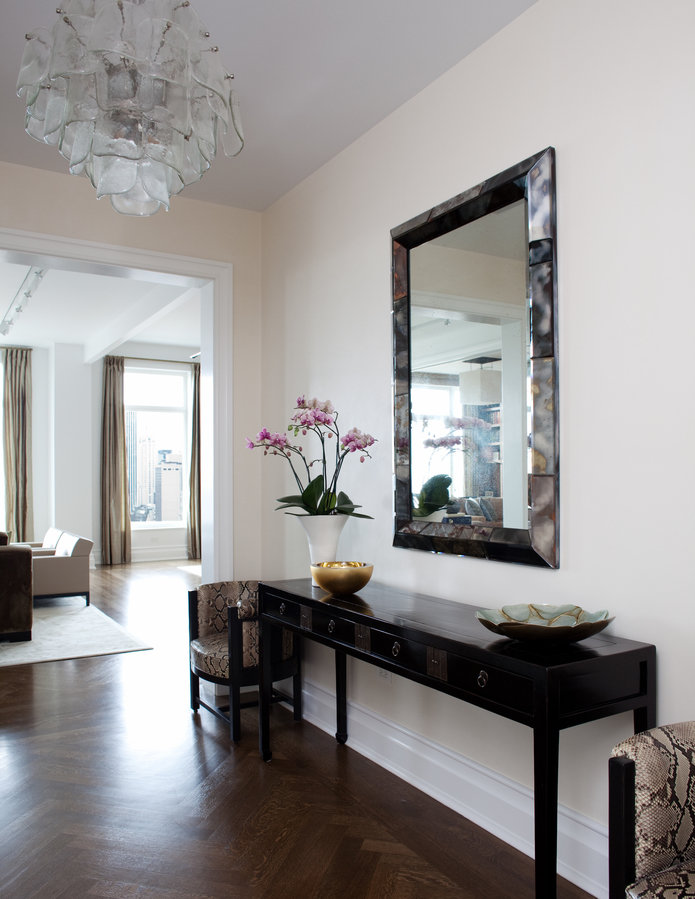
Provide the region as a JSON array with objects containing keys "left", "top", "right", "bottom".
[
  {"left": 190, "top": 670, "right": 200, "bottom": 711},
  {"left": 85, "top": 592, "right": 90, "bottom": 606},
  {"left": 230, "top": 682, "right": 241, "bottom": 742}
]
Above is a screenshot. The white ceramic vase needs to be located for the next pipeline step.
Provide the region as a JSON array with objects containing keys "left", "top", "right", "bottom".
[{"left": 298, "top": 515, "right": 348, "bottom": 585}]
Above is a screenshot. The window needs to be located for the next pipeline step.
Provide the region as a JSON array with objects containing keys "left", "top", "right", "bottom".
[
  {"left": 124, "top": 362, "right": 191, "bottom": 527},
  {"left": 411, "top": 378, "right": 464, "bottom": 498}
]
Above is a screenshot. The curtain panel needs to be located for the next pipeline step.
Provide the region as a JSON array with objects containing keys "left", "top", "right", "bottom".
[
  {"left": 187, "top": 362, "right": 201, "bottom": 559},
  {"left": 2, "top": 347, "right": 33, "bottom": 542},
  {"left": 101, "top": 355, "right": 131, "bottom": 565}
]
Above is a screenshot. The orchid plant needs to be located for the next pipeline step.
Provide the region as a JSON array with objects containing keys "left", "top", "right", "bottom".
[
  {"left": 247, "top": 395, "right": 376, "bottom": 517},
  {"left": 423, "top": 416, "right": 492, "bottom": 461}
]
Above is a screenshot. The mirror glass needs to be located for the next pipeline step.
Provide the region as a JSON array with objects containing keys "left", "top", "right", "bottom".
[{"left": 392, "top": 148, "right": 558, "bottom": 567}]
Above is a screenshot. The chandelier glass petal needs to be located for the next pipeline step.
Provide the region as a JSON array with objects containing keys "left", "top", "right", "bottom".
[{"left": 17, "top": 0, "right": 243, "bottom": 215}]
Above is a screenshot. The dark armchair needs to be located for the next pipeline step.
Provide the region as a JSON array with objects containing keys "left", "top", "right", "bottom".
[
  {"left": 609, "top": 721, "right": 695, "bottom": 898},
  {"left": 0, "top": 544, "right": 33, "bottom": 642}
]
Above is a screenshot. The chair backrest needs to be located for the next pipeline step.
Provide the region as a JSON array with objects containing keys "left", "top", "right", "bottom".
[
  {"left": 54, "top": 533, "right": 94, "bottom": 558},
  {"left": 612, "top": 721, "right": 695, "bottom": 880},
  {"left": 42, "top": 527, "right": 63, "bottom": 549},
  {"left": 0, "top": 532, "right": 8, "bottom": 546},
  {"left": 193, "top": 580, "right": 259, "bottom": 638}
]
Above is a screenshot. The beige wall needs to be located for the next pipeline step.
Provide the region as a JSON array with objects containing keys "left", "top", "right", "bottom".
[
  {"left": 0, "top": 159, "right": 264, "bottom": 576},
  {"left": 260, "top": 0, "right": 695, "bottom": 829}
]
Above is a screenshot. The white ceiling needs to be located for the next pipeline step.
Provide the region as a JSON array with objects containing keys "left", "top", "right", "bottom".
[{"left": 0, "top": 0, "right": 535, "bottom": 355}]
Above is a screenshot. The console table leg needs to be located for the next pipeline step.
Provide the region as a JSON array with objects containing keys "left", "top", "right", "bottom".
[
  {"left": 533, "top": 720, "right": 560, "bottom": 899},
  {"left": 259, "top": 617, "right": 273, "bottom": 761},
  {"left": 335, "top": 650, "right": 348, "bottom": 744},
  {"left": 633, "top": 653, "right": 657, "bottom": 733}
]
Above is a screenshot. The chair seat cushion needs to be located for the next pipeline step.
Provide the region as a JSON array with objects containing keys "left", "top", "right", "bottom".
[
  {"left": 191, "top": 634, "right": 230, "bottom": 678},
  {"left": 191, "top": 618, "right": 261, "bottom": 679},
  {"left": 628, "top": 864, "right": 695, "bottom": 898}
]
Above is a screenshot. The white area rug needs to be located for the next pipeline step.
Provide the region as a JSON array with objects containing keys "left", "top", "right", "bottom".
[{"left": 0, "top": 599, "right": 151, "bottom": 667}]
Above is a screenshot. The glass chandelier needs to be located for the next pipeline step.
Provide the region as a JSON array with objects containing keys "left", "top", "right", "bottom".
[{"left": 16, "top": 0, "right": 243, "bottom": 216}]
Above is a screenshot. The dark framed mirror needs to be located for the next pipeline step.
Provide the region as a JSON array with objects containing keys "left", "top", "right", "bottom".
[{"left": 392, "top": 147, "right": 558, "bottom": 567}]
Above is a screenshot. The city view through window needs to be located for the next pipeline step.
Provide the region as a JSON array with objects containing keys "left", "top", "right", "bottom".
[{"left": 124, "top": 366, "right": 190, "bottom": 526}]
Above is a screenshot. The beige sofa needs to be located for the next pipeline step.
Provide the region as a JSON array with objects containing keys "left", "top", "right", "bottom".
[
  {"left": 25, "top": 526, "right": 64, "bottom": 556},
  {"left": 32, "top": 532, "right": 93, "bottom": 605}
]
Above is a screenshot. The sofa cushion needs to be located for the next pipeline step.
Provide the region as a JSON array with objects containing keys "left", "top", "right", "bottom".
[
  {"left": 54, "top": 533, "right": 93, "bottom": 557},
  {"left": 465, "top": 498, "right": 483, "bottom": 517},
  {"left": 480, "top": 497, "right": 503, "bottom": 521}
]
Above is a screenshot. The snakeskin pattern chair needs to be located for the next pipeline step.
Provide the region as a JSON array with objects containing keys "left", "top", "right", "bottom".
[
  {"left": 609, "top": 721, "right": 695, "bottom": 898},
  {"left": 189, "top": 580, "right": 301, "bottom": 742}
]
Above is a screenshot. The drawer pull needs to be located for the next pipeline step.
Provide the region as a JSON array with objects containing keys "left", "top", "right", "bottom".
[
  {"left": 392, "top": 641, "right": 401, "bottom": 658},
  {"left": 328, "top": 619, "right": 336, "bottom": 634},
  {"left": 279, "top": 602, "right": 286, "bottom": 616},
  {"left": 477, "top": 669, "right": 489, "bottom": 689}
]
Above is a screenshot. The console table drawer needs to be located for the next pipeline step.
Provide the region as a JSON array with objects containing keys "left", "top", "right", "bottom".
[
  {"left": 263, "top": 594, "right": 301, "bottom": 625},
  {"left": 311, "top": 607, "right": 355, "bottom": 644},
  {"left": 446, "top": 654, "right": 534, "bottom": 713},
  {"left": 369, "top": 627, "right": 429, "bottom": 673}
]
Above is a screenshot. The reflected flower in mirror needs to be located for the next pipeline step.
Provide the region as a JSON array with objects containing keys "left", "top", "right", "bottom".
[{"left": 424, "top": 416, "right": 492, "bottom": 461}]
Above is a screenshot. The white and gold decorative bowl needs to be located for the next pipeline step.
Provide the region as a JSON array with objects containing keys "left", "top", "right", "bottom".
[
  {"left": 475, "top": 603, "right": 613, "bottom": 643},
  {"left": 310, "top": 561, "right": 373, "bottom": 596}
]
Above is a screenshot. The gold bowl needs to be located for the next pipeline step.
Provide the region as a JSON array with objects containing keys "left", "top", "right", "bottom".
[{"left": 310, "top": 561, "right": 374, "bottom": 596}]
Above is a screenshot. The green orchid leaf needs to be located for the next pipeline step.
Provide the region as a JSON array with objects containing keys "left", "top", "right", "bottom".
[
  {"left": 276, "top": 493, "right": 306, "bottom": 505},
  {"left": 300, "top": 475, "right": 325, "bottom": 513},
  {"left": 317, "top": 491, "right": 338, "bottom": 514},
  {"left": 335, "top": 492, "right": 373, "bottom": 518},
  {"left": 275, "top": 501, "right": 311, "bottom": 513}
]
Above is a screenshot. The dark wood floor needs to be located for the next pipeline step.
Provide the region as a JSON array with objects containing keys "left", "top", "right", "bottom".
[{"left": 0, "top": 561, "right": 594, "bottom": 898}]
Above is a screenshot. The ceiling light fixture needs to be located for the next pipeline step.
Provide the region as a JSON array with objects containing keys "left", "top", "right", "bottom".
[
  {"left": 0, "top": 267, "right": 46, "bottom": 337},
  {"left": 16, "top": 0, "right": 243, "bottom": 216}
]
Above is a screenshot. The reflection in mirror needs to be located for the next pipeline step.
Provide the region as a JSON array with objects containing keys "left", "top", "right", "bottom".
[
  {"left": 410, "top": 200, "right": 528, "bottom": 529},
  {"left": 392, "top": 148, "right": 558, "bottom": 567}
]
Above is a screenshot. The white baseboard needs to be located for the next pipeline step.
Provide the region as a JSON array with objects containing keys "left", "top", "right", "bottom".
[
  {"left": 95, "top": 545, "right": 188, "bottom": 565},
  {"left": 299, "top": 678, "right": 607, "bottom": 899},
  {"left": 130, "top": 544, "right": 187, "bottom": 563}
]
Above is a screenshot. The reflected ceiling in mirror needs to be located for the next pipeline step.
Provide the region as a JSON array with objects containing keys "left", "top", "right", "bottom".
[{"left": 392, "top": 148, "right": 558, "bottom": 567}]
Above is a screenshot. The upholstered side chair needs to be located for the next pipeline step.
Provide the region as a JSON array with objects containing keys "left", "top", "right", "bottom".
[
  {"left": 609, "top": 721, "right": 695, "bottom": 898},
  {"left": 0, "top": 545, "right": 33, "bottom": 642},
  {"left": 189, "top": 580, "right": 301, "bottom": 742}
]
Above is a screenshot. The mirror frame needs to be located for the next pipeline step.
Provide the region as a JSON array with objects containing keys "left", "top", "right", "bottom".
[{"left": 391, "top": 147, "right": 558, "bottom": 567}]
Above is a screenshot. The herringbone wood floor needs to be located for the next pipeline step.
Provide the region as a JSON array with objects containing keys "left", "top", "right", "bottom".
[{"left": 0, "top": 562, "right": 593, "bottom": 898}]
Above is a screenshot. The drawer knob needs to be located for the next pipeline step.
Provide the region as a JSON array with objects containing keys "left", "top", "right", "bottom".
[
  {"left": 392, "top": 641, "right": 401, "bottom": 658},
  {"left": 477, "top": 669, "right": 489, "bottom": 689},
  {"left": 279, "top": 602, "right": 286, "bottom": 616},
  {"left": 328, "top": 619, "right": 336, "bottom": 634}
]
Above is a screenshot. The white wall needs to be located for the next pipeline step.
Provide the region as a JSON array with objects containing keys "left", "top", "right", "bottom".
[
  {"left": 260, "top": 0, "right": 695, "bottom": 890},
  {"left": 53, "top": 344, "right": 93, "bottom": 537},
  {"left": 29, "top": 344, "right": 92, "bottom": 543}
]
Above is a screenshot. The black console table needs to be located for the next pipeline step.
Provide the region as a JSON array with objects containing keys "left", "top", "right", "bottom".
[{"left": 258, "top": 579, "right": 656, "bottom": 899}]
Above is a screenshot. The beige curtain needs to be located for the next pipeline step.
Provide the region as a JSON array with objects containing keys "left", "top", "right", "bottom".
[
  {"left": 101, "top": 355, "right": 131, "bottom": 565},
  {"left": 187, "top": 362, "right": 201, "bottom": 559},
  {"left": 2, "top": 347, "right": 33, "bottom": 542}
]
